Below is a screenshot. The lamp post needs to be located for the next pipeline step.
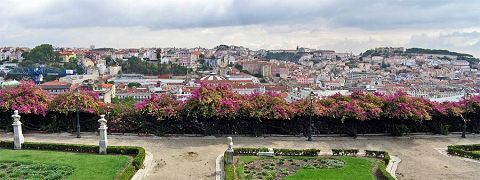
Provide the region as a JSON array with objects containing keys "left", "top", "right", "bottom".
[
  {"left": 307, "top": 91, "right": 314, "bottom": 141},
  {"left": 462, "top": 92, "right": 470, "bottom": 138},
  {"left": 75, "top": 87, "right": 81, "bottom": 138}
]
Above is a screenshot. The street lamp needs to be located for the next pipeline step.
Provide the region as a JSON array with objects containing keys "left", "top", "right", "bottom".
[
  {"left": 307, "top": 91, "right": 315, "bottom": 141},
  {"left": 75, "top": 87, "right": 81, "bottom": 138},
  {"left": 462, "top": 92, "right": 470, "bottom": 138}
]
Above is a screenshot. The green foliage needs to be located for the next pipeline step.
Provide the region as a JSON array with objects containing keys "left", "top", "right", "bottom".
[
  {"left": 284, "top": 157, "right": 375, "bottom": 180},
  {"left": 233, "top": 147, "right": 320, "bottom": 156},
  {"left": 63, "top": 57, "right": 84, "bottom": 74},
  {"left": 406, "top": 48, "right": 473, "bottom": 57},
  {"left": 447, "top": 144, "right": 480, "bottom": 160},
  {"left": 127, "top": 82, "right": 141, "bottom": 88},
  {"left": 331, "top": 149, "right": 359, "bottom": 156},
  {"left": 227, "top": 148, "right": 394, "bottom": 180},
  {"left": 0, "top": 161, "right": 73, "bottom": 180},
  {"left": 376, "top": 160, "right": 395, "bottom": 180},
  {"left": 233, "top": 147, "right": 270, "bottom": 156},
  {"left": 224, "top": 163, "right": 235, "bottom": 180},
  {"left": 22, "top": 44, "right": 59, "bottom": 66},
  {"left": 0, "top": 148, "right": 129, "bottom": 180},
  {"left": 265, "top": 52, "right": 303, "bottom": 63},
  {"left": 273, "top": 149, "right": 320, "bottom": 156},
  {"left": 119, "top": 57, "right": 190, "bottom": 75},
  {"left": 0, "top": 141, "right": 145, "bottom": 180},
  {"left": 365, "top": 150, "right": 390, "bottom": 166},
  {"left": 105, "top": 56, "right": 118, "bottom": 66}
]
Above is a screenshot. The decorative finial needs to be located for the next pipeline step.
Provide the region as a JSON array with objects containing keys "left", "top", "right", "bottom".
[
  {"left": 227, "top": 136, "right": 233, "bottom": 151},
  {"left": 98, "top": 114, "right": 107, "bottom": 128},
  {"left": 12, "top": 110, "right": 21, "bottom": 123}
]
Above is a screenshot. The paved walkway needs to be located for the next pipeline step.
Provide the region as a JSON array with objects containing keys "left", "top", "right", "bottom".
[{"left": 1, "top": 132, "right": 480, "bottom": 180}]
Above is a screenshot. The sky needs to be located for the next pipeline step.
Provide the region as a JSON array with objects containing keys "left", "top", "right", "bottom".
[{"left": 1, "top": 0, "right": 479, "bottom": 56}]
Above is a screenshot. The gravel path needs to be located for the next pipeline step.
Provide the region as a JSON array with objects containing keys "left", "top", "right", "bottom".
[{"left": 1, "top": 133, "right": 479, "bottom": 180}]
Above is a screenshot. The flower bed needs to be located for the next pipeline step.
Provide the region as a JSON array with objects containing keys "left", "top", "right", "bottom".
[
  {"left": 0, "top": 161, "right": 73, "bottom": 179},
  {"left": 225, "top": 148, "right": 394, "bottom": 180}
]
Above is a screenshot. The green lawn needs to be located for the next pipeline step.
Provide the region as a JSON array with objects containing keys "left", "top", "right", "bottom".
[
  {"left": 232, "top": 156, "right": 377, "bottom": 180},
  {"left": 0, "top": 149, "right": 131, "bottom": 180},
  {"left": 285, "top": 157, "right": 375, "bottom": 180}
]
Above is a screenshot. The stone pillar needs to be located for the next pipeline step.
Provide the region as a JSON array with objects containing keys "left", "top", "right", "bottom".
[
  {"left": 98, "top": 115, "right": 108, "bottom": 154},
  {"left": 12, "top": 110, "right": 24, "bottom": 150},
  {"left": 225, "top": 137, "right": 234, "bottom": 164}
]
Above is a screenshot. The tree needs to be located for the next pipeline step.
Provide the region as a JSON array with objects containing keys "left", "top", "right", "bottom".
[
  {"left": 127, "top": 82, "right": 141, "bottom": 88},
  {"left": 134, "top": 94, "right": 183, "bottom": 121},
  {"left": 105, "top": 56, "right": 118, "bottom": 66},
  {"left": 182, "top": 85, "right": 241, "bottom": 135},
  {"left": 22, "top": 44, "right": 59, "bottom": 65},
  {"left": 63, "top": 57, "right": 84, "bottom": 74},
  {"left": 241, "top": 92, "right": 293, "bottom": 136},
  {"left": 381, "top": 91, "right": 431, "bottom": 136},
  {"left": 0, "top": 81, "right": 51, "bottom": 116},
  {"left": 464, "top": 95, "right": 480, "bottom": 133},
  {"left": 49, "top": 90, "right": 101, "bottom": 115}
]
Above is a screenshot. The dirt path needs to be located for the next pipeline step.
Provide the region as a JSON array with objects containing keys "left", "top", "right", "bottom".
[{"left": 1, "top": 133, "right": 479, "bottom": 180}]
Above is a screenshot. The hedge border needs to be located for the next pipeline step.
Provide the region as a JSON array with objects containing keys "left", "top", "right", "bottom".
[
  {"left": 232, "top": 147, "right": 321, "bottom": 156},
  {"left": 0, "top": 141, "right": 145, "bottom": 180},
  {"left": 331, "top": 149, "right": 359, "bottom": 156},
  {"left": 447, "top": 144, "right": 480, "bottom": 160}
]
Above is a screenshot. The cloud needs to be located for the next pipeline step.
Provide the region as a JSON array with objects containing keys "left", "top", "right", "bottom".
[
  {"left": 408, "top": 31, "right": 480, "bottom": 57},
  {"left": 2, "top": 0, "right": 479, "bottom": 30},
  {"left": 0, "top": 0, "right": 479, "bottom": 57}
]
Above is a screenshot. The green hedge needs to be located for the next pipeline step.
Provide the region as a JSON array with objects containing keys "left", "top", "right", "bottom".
[
  {"left": 0, "top": 141, "right": 145, "bottom": 180},
  {"left": 331, "top": 149, "right": 359, "bottom": 156},
  {"left": 232, "top": 147, "right": 269, "bottom": 156},
  {"left": 273, "top": 148, "right": 320, "bottom": 156},
  {"left": 364, "top": 150, "right": 394, "bottom": 180},
  {"left": 376, "top": 160, "right": 395, "bottom": 180},
  {"left": 447, "top": 144, "right": 480, "bottom": 160},
  {"left": 233, "top": 147, "right": 320, "bottom": 156},
  {"left": 365, "top": 150, "right": 391, "bottom": 166}
]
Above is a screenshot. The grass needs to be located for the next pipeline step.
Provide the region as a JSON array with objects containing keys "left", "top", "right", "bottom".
[
  {"left": 231, "top": 156, "right": 377, "bottom": 180},
  {"left": 472, "top": 151, "right": 480, "bottom": 155},
  {"left": 0, "top": 149, "right": 131, "bottom": 180},
  {"left": 237, "top": 156, "right": 261, "bottom": 179},
  {"left": 0, "top": 161, "right": 73, "bottom": 180},
  {"left": 285, "top": 157, "right": 375, "bottom": 180}
]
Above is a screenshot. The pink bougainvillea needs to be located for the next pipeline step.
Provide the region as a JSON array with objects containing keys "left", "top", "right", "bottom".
[
  {"left": 0, "top": 81, "right": 51, "bottom": 116},
  {"left": 241, "top": 92, "right": 293, "bottom": 120},
  {"left": 134, "top": 93, "right": 183, "bottom": 120},
  {"left": 50, "top": 90, "right": 101, "bottom": 115},
  {"left": 381, "top": 91, "right": 431, "bottom": 121}
]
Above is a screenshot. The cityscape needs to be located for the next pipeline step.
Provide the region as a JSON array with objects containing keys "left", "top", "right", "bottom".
[
  {"left": 1, "top": 45, "right": 479, "bottom": 102},
  {"left": 1, "top": 0, "right": 480, "bottom": 180}
]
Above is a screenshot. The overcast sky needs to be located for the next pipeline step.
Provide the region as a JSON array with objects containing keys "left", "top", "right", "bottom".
[{"left": 1, "top": 0, "right": 479, "bottom": 56}]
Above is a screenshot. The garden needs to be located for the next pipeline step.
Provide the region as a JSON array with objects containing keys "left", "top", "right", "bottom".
[
  {"left": 0, "top": 141, "right": 146, "bottom": 180},
  {"left": 225, "top": 148, "right": 394, "bottom": 180},
  {"left": 0, "top": 81, "right": 479, "bottom": 138},
  {"left": 447, "top": 144, "right": 480, "bottom": 160}
]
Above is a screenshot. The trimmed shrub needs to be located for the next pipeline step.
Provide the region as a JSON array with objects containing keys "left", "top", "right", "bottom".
[
  {"left": 331, "top": 149, "right": 359, "bottom": 156},
  {"left": 376, "top": 160, "right": 395, "bottom": 180},
  {"left": 365, "top": 150, "right": 390, "bottom": 166},
  {"left": 274, "top": 148, "right": 320, "bottom": 156},
  {"left": 233, "top": 147, "right": 320, "bottom": 156},
  {"left": 233, "top": 147, "right": 269, "bottom": 156},
  {"left": 447, "top": 144, "right": 480, "bottom": 160}
]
